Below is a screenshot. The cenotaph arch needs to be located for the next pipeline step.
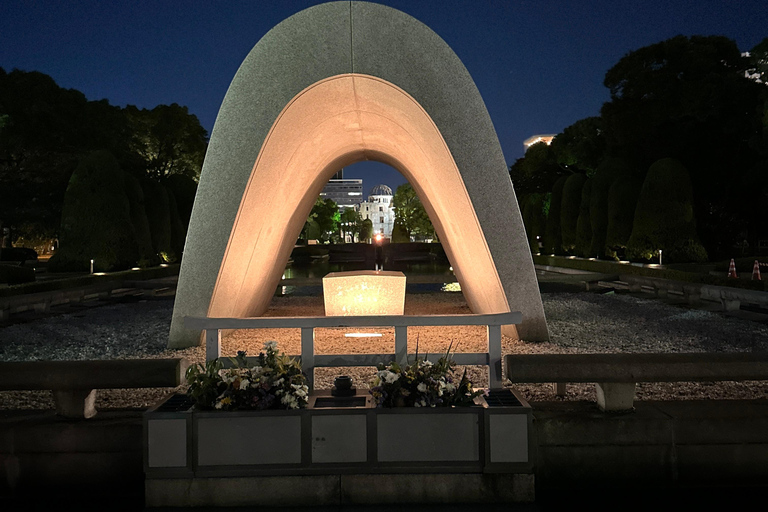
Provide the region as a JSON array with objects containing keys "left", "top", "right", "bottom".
[{"left": 168, "top": 1, "right": 549, "bottom": 348}]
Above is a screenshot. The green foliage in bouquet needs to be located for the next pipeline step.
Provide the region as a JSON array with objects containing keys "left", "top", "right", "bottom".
[
  {"left": 185, "top": 341, "right": 309, "bottom": 410},
  {"left": 370, "top": 342, "right": 485, "bottom": 408}
]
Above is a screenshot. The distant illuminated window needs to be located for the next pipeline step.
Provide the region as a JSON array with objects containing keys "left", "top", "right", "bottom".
[{"left": 380, "top": 216, "right": 384, "bottom": 223}]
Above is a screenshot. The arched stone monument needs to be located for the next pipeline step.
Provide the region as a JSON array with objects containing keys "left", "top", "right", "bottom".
[{"left": 169, "top": 1, "right": 549, "bottom": 347}]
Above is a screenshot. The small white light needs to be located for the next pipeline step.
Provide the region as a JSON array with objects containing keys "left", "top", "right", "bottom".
[
  {"left": 344, "top": 332, "right": 383, "bottom": 338},
  {"left": 160, "top": 264, "right": 168, "bottom": 267},
  {"left": 131, "top": 267, "right": 140, "bottom": 271},
  {"left": 94, "top": 272, "right": 107, "bottom": 276}
]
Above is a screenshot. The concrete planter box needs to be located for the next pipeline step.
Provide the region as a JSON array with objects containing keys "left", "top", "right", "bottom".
[
  {"left": 145, "top": 389, "right": 532, "bottom": 475},
  {"left": 144, "top": 389, "right": 533, "bottom": 506}
]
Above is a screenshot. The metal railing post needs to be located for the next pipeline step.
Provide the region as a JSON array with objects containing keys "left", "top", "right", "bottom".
[
  {"left": 301, "top": 327, "right": 315, "bottom": 388},
  {"left": 394, "top": 325, "right": 408, "bottom": 365},
  {"left": 488, "top": 323, "right": 502, "bottom": 389},
  {"left": 205, "top": 329, "right": 221, "bottom": 362}
]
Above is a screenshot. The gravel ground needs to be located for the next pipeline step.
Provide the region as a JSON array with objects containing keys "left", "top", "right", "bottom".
[{"left": 1, "top": 290, "right": 767, "bottom": 410}]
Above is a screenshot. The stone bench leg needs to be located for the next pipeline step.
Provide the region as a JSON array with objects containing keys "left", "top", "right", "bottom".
[
  {"left": 721, "top": 298, "right": 741, "bottom": 312},
  {"left": 595, "top": 382, "right": 635, "bottom": 412},
  {"left": 553, "top": 382, "right": 566, "bottom": 397},
  {"left": 33, "top": 300, "right": 51, "bottom": 313},
  {"left": 53, "top": 388, "right": 97, "bottom": 419},
  {"left": 655, "top": 288, "right": 668, "bottom": 298},
  {"left": 0, "top": 308, "right": 9, "bottom": 321}
]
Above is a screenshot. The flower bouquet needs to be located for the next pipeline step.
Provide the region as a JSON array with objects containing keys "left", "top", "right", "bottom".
[
  {"left": 185, "top": 341, "right": 309, "bottom": 410},
  {"left": 369, "top": 342, "right": 485, "bottom": 408}
]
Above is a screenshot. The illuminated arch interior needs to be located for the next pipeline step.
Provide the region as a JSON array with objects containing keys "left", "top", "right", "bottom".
[{"left": 209, "top": 73, "right": 512, "bottom": 330}]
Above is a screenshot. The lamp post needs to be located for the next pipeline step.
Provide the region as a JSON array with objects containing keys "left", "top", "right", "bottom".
[{"left": 659, "top": 249, "right": 662, "bottom": 266}]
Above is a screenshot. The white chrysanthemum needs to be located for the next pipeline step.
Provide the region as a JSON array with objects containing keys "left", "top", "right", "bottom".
[
  {"left": 417, "top": 382, "right": 427, "bottom": 393},
  {"left": 264, "top": 341, "right": 278, "bottom": 350},
  {"left": 384, "top": 371, "right": 400, "bottom": 384},
  {"left": 239, "top": 379, "right": 250, "bottom": 390}
]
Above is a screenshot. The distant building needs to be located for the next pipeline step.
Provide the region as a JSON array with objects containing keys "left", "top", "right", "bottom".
[
  {"left": 358, "top": 184, "right": 395, "bottom": 238},
  {"left": 319, "top": 169, "right": 363, "bottom": 211},
  {"left": 523, "top": 134, "right": 556, "bottom": 152}
]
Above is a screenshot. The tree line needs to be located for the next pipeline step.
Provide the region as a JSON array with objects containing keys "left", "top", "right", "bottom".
[
  {"left": 0, "top": 68, "right": 207, "bottom": 271},
  {"left": 511, "top": 35, "right": 768, "bottom": 263}
]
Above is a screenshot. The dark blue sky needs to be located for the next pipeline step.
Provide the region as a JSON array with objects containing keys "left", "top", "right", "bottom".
[{"left": 2, "top": 1, "right": 766, "bottom": 193}]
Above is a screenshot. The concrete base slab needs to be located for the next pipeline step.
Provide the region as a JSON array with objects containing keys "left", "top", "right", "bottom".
[{"left": 145, "top": 473, "right": 535, "bottom": 507}]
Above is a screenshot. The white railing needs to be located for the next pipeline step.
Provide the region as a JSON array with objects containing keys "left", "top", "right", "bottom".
[{"left": 185, "top": 311, "right": 521, "bottom": 389}]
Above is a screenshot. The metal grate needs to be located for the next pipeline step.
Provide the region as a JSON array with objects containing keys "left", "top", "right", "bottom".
[
  {"left": 483, "top": 389, "right": 522, "bottom": 407},
  {"left": 313, "top": 396, "right": 367, "bottom": 408},
  {"left": 155, "top": 393, "right": 195, "bottom": 412}
]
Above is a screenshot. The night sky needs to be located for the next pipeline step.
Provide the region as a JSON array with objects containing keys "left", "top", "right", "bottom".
[{"left": 2, "top": 0, "right": 766, "bottom": 194}]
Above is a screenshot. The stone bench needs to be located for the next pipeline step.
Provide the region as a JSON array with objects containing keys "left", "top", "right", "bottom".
[
  {"left": 0, "top": 282, "right": 119, "bottom": 321},
  {"left": 0, "top": 358, "right": 190, "bottom": 418},
  {"left": 505, "top": 352, "right": 768, "bottom": 411},
  {"left": 620, "top": 274, "right": 768, "bottom": 311}
]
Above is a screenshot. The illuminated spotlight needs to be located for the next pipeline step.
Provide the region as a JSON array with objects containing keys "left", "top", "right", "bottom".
[
  {"left": 131, "top": 267, "right": 141, "bottom": 271},
  {"left": 323, "top": 270, "right": 406, "bottom": 316},
  {"left": 344, "top": 332, "right": 384, "bottom": 338},
  {"left": 619, "top": 260, "right": 630, "bottom": 264},
  {"left": 160, "top": 264, "right": 168, "bottom": 268},
  {"left": 94, "top": 272, "right": 107, "bottom": 276}
]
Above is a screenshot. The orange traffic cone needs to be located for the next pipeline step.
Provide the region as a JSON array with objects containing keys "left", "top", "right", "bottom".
[
  {"left": 727, "top": 258, "right": 738, "bottom": 278},
  {"left": 753, "top": 260, "right": 761, "bottom": 281}
]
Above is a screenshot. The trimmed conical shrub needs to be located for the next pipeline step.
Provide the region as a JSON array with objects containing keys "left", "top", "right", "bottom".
[
  {"left": 560, "top": 173, "right": 586, "bottom": 253},
  {"left": 49, "top": 150, "right": 139, "bottom": 272},
  {"left": 589, "top": 158, "right": 633, "bottom": 258},
  {"left": 124, "top": 172, "right": 160, "bottom": 267},
  {"left": 167, "top": 188, "right": 187, "bottom": 261},
  {"left": 575, "top": 178, "right": 593, "bottom": 257},
  {"left": 521, "top": 193, "right": 547, "bottom": 253},
  {"left": 543, "top": 176, "right": 567, "bottom": 255},
  {"left": 142, "top": 179, "right": 173, "bottom": 263},
  {"left": 627, "top": 158, "right": 707, "bottom": 262},
  {"left": 605, "top": 175, "right": 643, "bottom": 256}
]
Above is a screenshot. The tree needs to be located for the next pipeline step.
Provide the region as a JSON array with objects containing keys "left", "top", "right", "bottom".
[
  {"left": 339, "top": 208, "right": 362, "bottom": 242},
  {"left": 125, "top": 103, "right": 208, "bottom": 181},
  {"left": 600, "top": 36, "right": 765, "bottom": 255},
  {"left": 48, "top": 151, "right": 139, "bottom": 272},
  {"left": 302, "top": 198, "right": 340, "bottom": 243},
  {"left": 550, "top": 117, "right": 606, "bottom": 176},
  {"left": 0, "top": 68, "right": 129, "bottom": 243},
  {"left": 509, "top": 141, "right": 564, "bottom": 196},
  {"left": 626, "top": 158, "right": 707, "bottom": 263},
  {"left": 392, "top": 183, "right": 435, "bottom": 240},
  {"left": 359, "top": 219, "right": 373, "bottom": 243}
]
